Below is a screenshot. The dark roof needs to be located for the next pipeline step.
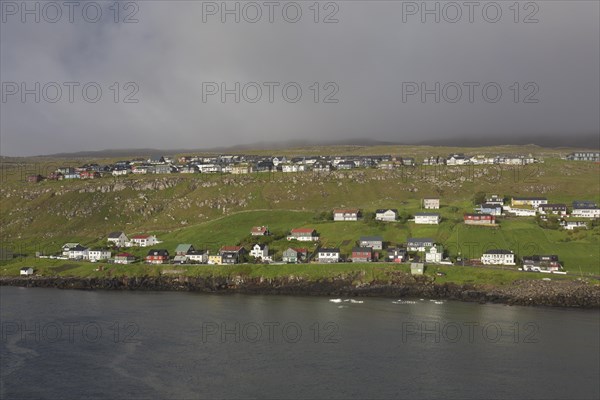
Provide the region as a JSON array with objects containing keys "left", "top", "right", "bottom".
[
  {"left": 407, "top": 238, "right": 434, "bottom": 243},
  {"left": 360, "top": 236, "right": 383, "bottom": 242},
  {"left": 375, "top": 209, "right": 398, "bottom": 213},
  {"left": 484, "top": 249, "right": 513, "bottom": 254},
  {"left": 512, "top": 197, "right": 547, "bottom": 200},
  {"left": 522, "top": 255, "right": 559, "bottom": 262},
  {"left": 108, "top": 232, "right": 125, "bottom": 238},
  {"left": 147, "top": 249, "right": 169, "bottom": 256},
  {"left": 318, "top": 248, "right": 340, "bottom": 253},
  {"left": 70, "top": 245, "right": 88, "bottom": 251},
  {"left": 415, "top": 212, "right": 439, "bottom": 216},
  {"left": 352, "top": 247, "right": 373, "bottom": 253}
]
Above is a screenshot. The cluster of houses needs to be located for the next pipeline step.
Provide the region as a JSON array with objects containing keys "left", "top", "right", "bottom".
[
  {"left": 40, "top": 201, "right": 583, "bottom": 272},
  {"left": 25, "top": 152, "right": 551, "bottom": 183},
  {"left": 37, "top": 195, "right": 596, "bottom": 270},
  {"left": 474, "top": 196, "right": 599, "bottom": 230},
  {"left": 564, "top": 152, "right": 600, "bottom": 162},
  {"left": 38, "top": 233, "right": 162, "bottom": 264}
]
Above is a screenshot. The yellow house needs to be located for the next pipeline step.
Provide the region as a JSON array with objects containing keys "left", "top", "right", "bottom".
[
  {"left": 511, "top": 197, "right": 547, "bottom": 207},
  {"left": 208, "top": 255, "right": 222, "bottom": 265}
]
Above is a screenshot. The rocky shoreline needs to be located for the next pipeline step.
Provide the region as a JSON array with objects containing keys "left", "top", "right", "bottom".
[{"left": 1, "top": 275, "right": 599, "bottom": 308}]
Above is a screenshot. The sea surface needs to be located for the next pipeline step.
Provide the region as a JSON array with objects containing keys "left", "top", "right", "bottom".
[{"left": 1, "top": 287, "right": 599, "bottom": 399}]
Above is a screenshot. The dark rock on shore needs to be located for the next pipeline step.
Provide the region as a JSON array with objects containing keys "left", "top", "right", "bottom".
[{"left": 1, "top": 275, "right": 598, "bottom": 308}]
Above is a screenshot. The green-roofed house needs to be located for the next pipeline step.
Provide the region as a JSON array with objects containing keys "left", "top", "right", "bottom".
[{"left": 173, "top": 244, "right": 195, "bottom": 263}]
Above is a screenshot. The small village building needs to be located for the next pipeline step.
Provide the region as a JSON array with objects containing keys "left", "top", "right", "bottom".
[
  {"left": 414, "top": 213, "right": 440, "bottom": 225},
  {"left": 375, "top": 209, "right": 398, "bottom": 222},
  {"left": 107, "top": 232, "right": 129, "bottom": 247},
  {"left": 407, "top": 238, "right": 434, "bottom": 252},
  {"left": 250, "top": 244, "right": 269, "bottom": 260},
  {"left": 114, "top": 253, "right": 136, "bottom": 264},
  {"left": 220, "top": 246, "right": 246, "bottom": 264},
  {"left": 317, "top": 248, "right": 340, "bottom": 263},
  {"left": 333, "top": 208, "right": 361, "bottom": 221},
  {"left": 88, "top": 249, "right": 111, "bottom": 262},
  {"left": 131, "top": 235, "right": 159, "bottom": 247},
  {"left": 359, "top": 236, "right": 383, "bottom": 250},
  {"left": 146, "top": 249, "right": 169, "bottom": 264},
  {"left": 410, "top": 262, "right": 424, "bottom": 275},
  {"left": 464, "top": 214, "right": 496, "bottom": 225},
  {"left": 538, "top": 204, "right": 568, "bottom": 216},
  {"left": 282, "top": 248, "right": 308, "bottom": 263},
  {"left": 422, "top": 198, "right": 440, "bottom": 209},
  {"left": 287, "top": 228, "right": 319, "bottom": 241},
  {"left": 481, "top": 250, "right": 515, "bottom": 265},
  {"left": 511, "top": 197, "right": 548, "bottom": 208},
  {"left": 351, "top": 247, "right": 373, "bottom": 262},
  {"left": 522, "top": 255, "right": 562, "bottom": 272},
  {"left": 387, "top": 247, "right": 407, "bottom": 263},
  {"left": 251, "top": 226, "right": 269, "bottom": 236},
  {"left": 424, "top": 245, "right": 443, "bottom": 264}
]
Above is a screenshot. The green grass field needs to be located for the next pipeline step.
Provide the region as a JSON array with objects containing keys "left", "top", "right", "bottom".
[{"left": 1, "top": 149, "right": 599, "bottom": 284}]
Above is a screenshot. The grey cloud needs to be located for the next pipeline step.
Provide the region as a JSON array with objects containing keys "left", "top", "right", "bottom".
[{"left": 1, "top": 1, "right": 598, "bottom": 156}]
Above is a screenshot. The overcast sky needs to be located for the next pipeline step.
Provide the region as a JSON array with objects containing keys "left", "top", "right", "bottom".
[{"left": 1, "top": 1, "right": 599, "bottom": 156}]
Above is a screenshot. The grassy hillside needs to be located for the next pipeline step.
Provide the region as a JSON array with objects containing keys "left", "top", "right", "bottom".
[{"left": 1, "top": 148, "right": 599, "bottom": 280}]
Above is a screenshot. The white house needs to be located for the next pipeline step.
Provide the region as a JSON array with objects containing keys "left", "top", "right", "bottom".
[
  {"left": 87, "top": 249, "right": 112, "bottom": 262},
  {"left": 111, "top": 169, "right": 129, "bottom": 176},
  {"left": 20, "top": 267, "right": 34, "bottom": 276},
  {"left": 62, "top": 243, "right": 80, "bottom": 257},
  {"left": 187, "top": 250, "right": 208, "bottom": 264},
  {"left": 485, "top": 195, "right": 504, "bottom": 205},
  {"left": 130, "top": 235, "right": 159, "bottom": 247},
  {"left": 317, "top": 248, "right": 340, "bottom": 263},
  {"left": 197, "top": 164, "right": 222, "bottom": 173},
  {"left": 481, "top": 250, "right": 515, "bottom": 265},
  {"left": 511, "top": 197, "right": 548, "bottom": 208},
  {"left": 414, "top": 213, "right": 440, "bottom": 224},
  {"left": 333, "top": 208, "right": 361, "bottom": 221},
  {"left": 422, "top": 198, "right": 440, "bottom": 209},
  {"left": 68, "top": 245, "right": 89, "bottom": 260},
  {"left": 375, "top": 209, "right": 398, "bottom": 222},
  {"left": 282, "top": 164, "right": 306, "bottom": 173},
  {"left": 571, "top": 207, "right": 600, "bottom": 218},
  {"left": 107, "top": 231, "right": 129, "bottom": 247},
  {"left": 504, "top": 206, "right": 537, "bottom": 217},
  {"left": 407, "top": 238, "right": 435, "bottom": 252},
  {"left": 250, "top": 244, "right": 269, "bottom": 260},
  {"left": 563, "top": 220, "right": 588, "bottom": 230},
  {"left": 424, "top": 245, "right": 443, "bottom": 264}
]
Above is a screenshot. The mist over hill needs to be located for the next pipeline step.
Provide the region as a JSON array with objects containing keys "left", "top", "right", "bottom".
[{"left": 26, "top": 133, "right": 600, "bottom": 158}]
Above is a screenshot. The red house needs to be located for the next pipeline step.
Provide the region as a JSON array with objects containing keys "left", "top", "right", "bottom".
[
  {"left": 80, "top": 171, "right": 101, "bottom": 179},
  {"left": 145, "top": 249, "right": 169, "bottom": 264},
  {"left": 251, "top": 226, "right": 269, "bottom": 236},
  {"left": 351, "top": 247, "right": 373, "bottom": 262},
  {"left": 27, "top": 175, "right": 44, "bottom": 183},
  {"left": 464, "top": 214, "right": 496, "bottom": 225}
]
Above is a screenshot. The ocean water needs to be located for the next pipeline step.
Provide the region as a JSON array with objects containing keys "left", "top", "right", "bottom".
[{"left": 1, "top": 287, "right": 599, "bottom": 399}]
